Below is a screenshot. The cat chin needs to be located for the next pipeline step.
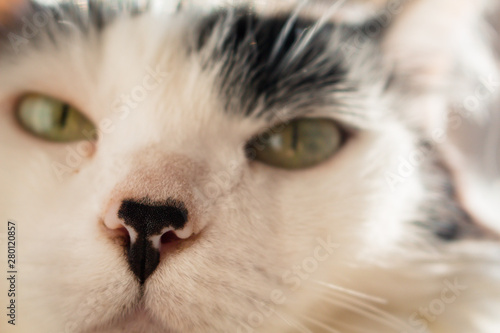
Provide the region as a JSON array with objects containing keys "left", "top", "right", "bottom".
[{"left": 91, "top": 311, "right": 172, "bottom": 333}]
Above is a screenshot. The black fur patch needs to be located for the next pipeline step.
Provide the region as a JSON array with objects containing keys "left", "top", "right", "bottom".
[{"left": 197, "top": 9, "right": 349, "bottom": 117}]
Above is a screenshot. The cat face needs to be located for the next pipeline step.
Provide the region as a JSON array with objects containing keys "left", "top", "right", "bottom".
[{"left": 0, "top": 1, "right": 499, "bottom": 332}]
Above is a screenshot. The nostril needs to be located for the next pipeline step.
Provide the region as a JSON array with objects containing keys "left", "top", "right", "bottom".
[
  {"left": 103, "top": 200, "right": 139, "bottom": 244},
  {"left": 103, "top": 197, "right": 193, "bottom": 283},
  {"left": 161, "top": 230, "right": 180, "bottom": 244},
  {"left": 115, "top": 226, "right": 131, "bottom": 245},
  {"left": 113, "top": 226, "right": 129, "bottom": 239},
  {"left": 102, "top": 223, "right": 132, "bottom": 248}
]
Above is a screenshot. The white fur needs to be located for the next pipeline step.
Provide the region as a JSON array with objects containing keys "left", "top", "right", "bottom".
[{"left": 0, "top": 1, "right": 499, "bottom": 332}]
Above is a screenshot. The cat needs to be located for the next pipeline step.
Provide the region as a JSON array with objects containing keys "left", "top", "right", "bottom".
[{"left": 0, "top": 0, "right": 499, "bottom": 332}]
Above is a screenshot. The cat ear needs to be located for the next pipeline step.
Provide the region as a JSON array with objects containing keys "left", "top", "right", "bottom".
[
  {"left": 381, "top": 0, "right": 500, "bottom": 232},
  {"left": 380, "top": 0, "right": 498, "bottom": 131}
]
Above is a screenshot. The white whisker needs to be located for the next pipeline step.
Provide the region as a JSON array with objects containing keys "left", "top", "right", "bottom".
[
  {"left": 309, "top": 284, "right": 411, "bottom": 331},
  {"left": 316, "top": 294, "right": 413, "bottom": 332},
  {"left": 212, "top": 283, "right": 312, "bottom": 333},
  {"left": 268, "top": 1, "right": 306, "bottom": 64},
  {"left": 284, "top": 0, "right": 347, "bottom": 64},
  {"left": 272, "top": 310, "right": 314, "bottom": 333},
  {"left": 311, "top": 280, "right": 387, "bottom": 304},
  {"left": 296, "top": 313, "right": 341, "bottom": 333}
]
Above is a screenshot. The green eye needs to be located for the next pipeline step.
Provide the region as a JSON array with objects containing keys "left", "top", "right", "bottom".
[
  {"left": 16, "top": 94, "right": 97, "bottom": 142},
  {"left": 247, "top": 118, "right": 345, "bottom": 169}
]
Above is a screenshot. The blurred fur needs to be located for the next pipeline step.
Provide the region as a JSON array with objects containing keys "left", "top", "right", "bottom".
[{"left": 0, "top": 0, "right": 499, "bottom": 332}]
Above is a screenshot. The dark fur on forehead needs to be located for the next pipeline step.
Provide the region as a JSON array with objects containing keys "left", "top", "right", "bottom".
[
  {"left": 196, "top": 9, "right": 352, "bottom": 118},
  {"left": 1, "top": 1, "right": 381, "bottom": 120}
]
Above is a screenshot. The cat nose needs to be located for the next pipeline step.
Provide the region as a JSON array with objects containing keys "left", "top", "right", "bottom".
[{"left": 104, "top": 198, "right": 192, "bottom": 284}]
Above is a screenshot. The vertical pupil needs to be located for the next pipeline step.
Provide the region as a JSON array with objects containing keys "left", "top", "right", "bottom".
[
  {"left": 291, "top": 121, "right": 299, "bottom": 150},
  {"left": 59, "top": 104, "right": 70, "bottom": 127}
]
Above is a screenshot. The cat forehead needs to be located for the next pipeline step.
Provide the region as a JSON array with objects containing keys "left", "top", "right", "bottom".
[{"left": 0, "top": 1, "right": 388, "bottom": 126}]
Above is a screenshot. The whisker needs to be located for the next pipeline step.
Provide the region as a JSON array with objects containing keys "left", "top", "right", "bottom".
[
  {"left": 268, "top": 1, "right": 306, "bottom": 65},
  {"left": 311, "top": 280, "right": 387, "bottom": 304},
  {"left": 315, "top": 294, "right": 412, "bottom": 332},
  {"left": 203, "top": 281, "right": 311, "bottom": 333},
  {"left": 309, "top": 284, "right": 410, "bottom": 331},
  {"left": 272, "top": 310, "right": 314, "bottom": 333},
  {"left": 332, "top": 320, "right": 377, "bottom": 333},
  {"left": 285, "top": 0, "right": 347, "bottom": 64},
  {"left": 295, "top": 313, "right": 341, "bottom": 333}
]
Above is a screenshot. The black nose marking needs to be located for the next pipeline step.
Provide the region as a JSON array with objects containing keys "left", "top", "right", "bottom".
[{"left": 118, "top": 198, "right": 188, "bottom": 283}]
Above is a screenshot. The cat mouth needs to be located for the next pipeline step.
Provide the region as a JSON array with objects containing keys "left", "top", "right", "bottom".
[{"left": 98, "top": 308, "right": 172, "bottom": 333}]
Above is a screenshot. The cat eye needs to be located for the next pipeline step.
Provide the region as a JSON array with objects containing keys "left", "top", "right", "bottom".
[
  {"left": 246, "top": 118, "right": 346, "bottom": 169},
  {"left": 16, "top": 94, "right": 97, "bottom": 142}
]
